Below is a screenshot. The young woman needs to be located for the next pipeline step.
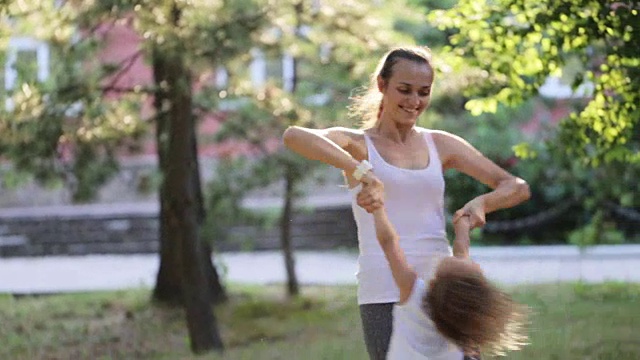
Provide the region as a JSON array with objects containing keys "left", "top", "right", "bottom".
[{"left": 282, "top": 46, "right": 530, "bottom": 360}]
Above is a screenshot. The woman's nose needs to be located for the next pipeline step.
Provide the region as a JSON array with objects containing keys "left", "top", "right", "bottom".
[{"left": 407, "top": 92, "right": 420, "bottom": 106}]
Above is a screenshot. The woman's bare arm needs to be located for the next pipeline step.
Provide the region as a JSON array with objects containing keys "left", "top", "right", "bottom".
[
  {"left": 283, "top": 126, "right": 384, "bottom": 211},
  {"left": 282, "top": 126, "right": 364, "bottom": 176},
  {"left": 432, "top": 130, "right": 531, "bottom": 227}
]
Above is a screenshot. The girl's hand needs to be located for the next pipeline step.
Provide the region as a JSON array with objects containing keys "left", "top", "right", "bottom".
[
  {"left": 453, "top": 214, "right": 471, "bottom": 237},
  {"left": 356, "top": 172, "right": 384, "bottom": 213},
  {"left": 453, "top": 197, "right": 487, "bottom": 229}
]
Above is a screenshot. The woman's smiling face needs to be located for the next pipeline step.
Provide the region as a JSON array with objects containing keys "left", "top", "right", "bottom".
[{"left": 378, "top": 58, "right": 434, "bottom": 126}]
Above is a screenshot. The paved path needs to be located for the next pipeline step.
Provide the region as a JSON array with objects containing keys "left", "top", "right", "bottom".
[{"left": 1, "top": 245, "right": 639, "bottom": 294}]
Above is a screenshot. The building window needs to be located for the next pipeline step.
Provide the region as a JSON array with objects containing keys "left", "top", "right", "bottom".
[
  {"left": 5, "top": 36, "right": 50, "bottom": 90},
  {"left": 4, "top": 36, "right": 49, "bottom": 109},
  {"left": 249, "top": 48, "right": 295, "bottom": 92},
  {"left": 215, "top": 67, "right": 229, "bottom": 89},
  {"left": 538, "top": 76, "right": 594, "bottom": 99}
]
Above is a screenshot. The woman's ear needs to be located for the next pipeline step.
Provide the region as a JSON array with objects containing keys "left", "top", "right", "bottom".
[{"left": 377, "top": 75, "right": 386, "bottom": 93}]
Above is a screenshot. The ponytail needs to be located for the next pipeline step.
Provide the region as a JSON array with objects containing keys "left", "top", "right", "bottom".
[{"left": 348, "top": 46, "right": 434, "bottom": 129}]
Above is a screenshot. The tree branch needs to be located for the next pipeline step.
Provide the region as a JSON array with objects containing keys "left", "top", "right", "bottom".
[
  {"left": 103, "top": 49, "right": 145, "bottom": 90},
  {"left": 99, "top": 85, "right": 155, "bottom": 94}
]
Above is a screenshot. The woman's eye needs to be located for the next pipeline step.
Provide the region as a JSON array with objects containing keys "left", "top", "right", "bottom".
[{"left": 398, "top": 88, "right": 430, "bottom": 96}]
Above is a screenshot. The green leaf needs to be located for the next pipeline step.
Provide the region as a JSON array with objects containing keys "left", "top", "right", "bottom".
[{"left": 512, "top": 142, "right": 537, "bottom": 160}]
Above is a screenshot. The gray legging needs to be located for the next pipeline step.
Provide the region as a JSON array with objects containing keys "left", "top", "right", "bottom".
[
  {"left": 359, "top": 303, "right": 394, "bottom": 360},
  {"left": 358, "top": 303, "right": 481, "bottom": 360}
]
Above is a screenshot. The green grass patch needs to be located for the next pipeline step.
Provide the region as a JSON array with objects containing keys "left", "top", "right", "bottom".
[
  {"left": 1, "top": 282, "right": 639, "bottom": 359},
  {"left": 494, "top": 282, "right": 640, "bottom": 360}
]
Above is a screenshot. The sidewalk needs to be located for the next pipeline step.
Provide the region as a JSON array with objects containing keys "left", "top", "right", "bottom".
[{"left": 1, "top": 245, "right": 640, "bottom": 294}]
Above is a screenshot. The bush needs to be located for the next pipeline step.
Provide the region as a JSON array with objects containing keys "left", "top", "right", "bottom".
[{"left": 435, "top": 99, "right": 640, "bottom": 245}]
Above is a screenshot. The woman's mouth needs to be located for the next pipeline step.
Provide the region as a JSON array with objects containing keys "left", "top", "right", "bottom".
[{"left": 400, "top": 106, "right": 419, "bottom": 115}]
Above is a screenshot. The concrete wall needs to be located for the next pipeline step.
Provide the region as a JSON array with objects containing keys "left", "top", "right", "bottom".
[{"left": 0, "top": 202, "right": 357, "bottom": 258}]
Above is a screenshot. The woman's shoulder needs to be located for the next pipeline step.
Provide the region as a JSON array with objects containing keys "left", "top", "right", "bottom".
[
  {"left": 416, "top": 127, "right": 449, "bottom": 144},
  {"left": 416, "top": 127, "right": 451, "bottom": 137},
  {"left": 418, "top": 128, "right": 466, "bottom": 145},
  {"left": 331, "top": 126, "right": 365, "bottom": 135},
  {"left": 301, "top": 126, "right": 362, "bottom": 142},
  {"left": 418, "top": 129, "right": 470, "bottom": 166},
  {"left": 326, "top": 126, "right": 366, "bottom": 144},
  {"left": 320, "top": 126, "right": 363, "bottom": 137}
]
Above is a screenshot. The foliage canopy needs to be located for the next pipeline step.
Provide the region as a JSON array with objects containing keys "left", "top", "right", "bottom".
[{"left": 430, "top": 0, "right": 639, "bottom": 166}]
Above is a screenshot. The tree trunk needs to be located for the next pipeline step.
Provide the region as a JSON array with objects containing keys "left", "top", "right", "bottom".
[
  {"left": 201, "top": 240, "right": 227, "bottom": 304},
  {"left": 280, "top": 31, "right": 301, "bottom": 296},
  {"left": 281, "top": 165, "right": 299, "bottom": 296},
  {"left": 162, "top": 47, "right": 223, "bottom": 352},
  {"left": 192, "top": 121, "right": 227, "bottom": 304},
  {"left": 151, "top": 5, "right": 226, "bottom": 307},
  {"left": 153, "top": 103, "right": 226, "bottom": 304},
  {"left": 149, "top": 4, "right": 224, "bottom": 353},
  {"left": 151, "top": 46, "right": 183, "bottom": 305}
]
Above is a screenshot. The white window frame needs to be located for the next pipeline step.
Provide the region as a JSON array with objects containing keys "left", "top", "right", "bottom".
[
  {"left": 538, "top": 76, "right": 594, "bottom": 99},
  {"left": 4, "top": 36, "right": 50, "bottom": 110},
  {"left": 5, "top": 36, "right": 50, "bottom": 90},
  {"left": 249, "top": 48, "right": 267, "bottom": 87},
  {"left": 282, "top": 53, "right": 295, "bottom": 92},
  {"left": 215, "top": 66, "right": 229, "bottom": 89},
  {"left": 249, "top": 48, "right": 295, "bottom": 92}
]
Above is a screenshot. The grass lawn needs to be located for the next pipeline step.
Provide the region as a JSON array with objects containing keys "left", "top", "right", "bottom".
[{"left": 1, "top": 282, "right": 639, "bottom": 360}]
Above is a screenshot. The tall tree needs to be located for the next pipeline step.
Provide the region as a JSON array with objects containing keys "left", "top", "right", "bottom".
[
  {"left": 1, "top": 0, "right": 266, "bottom": 354},
  {"left": 144, "top": 4, "right": 225, "bottom": 352},
  {"left": 144, "top": 0, "right": 265, "bottom": 308}
]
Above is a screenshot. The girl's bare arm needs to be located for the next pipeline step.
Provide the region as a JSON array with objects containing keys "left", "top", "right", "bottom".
[
  {"left": 452, "top": 215, "right": 472, "bottom": 259},
  {"left": 372, "top": 207, "right": 417, "bottom": 304}
]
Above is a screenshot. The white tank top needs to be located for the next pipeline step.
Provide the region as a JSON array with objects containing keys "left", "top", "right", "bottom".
[{"left": 349, "top": 127, "right": 452, "bottom": 305}]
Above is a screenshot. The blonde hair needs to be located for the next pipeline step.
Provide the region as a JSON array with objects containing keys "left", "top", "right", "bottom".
[
  {"left": 425, "top": 266, "right": 529, "bottom": 356},
  {"left": 348, "top": 46, "right": 434, "bottom": 129}
]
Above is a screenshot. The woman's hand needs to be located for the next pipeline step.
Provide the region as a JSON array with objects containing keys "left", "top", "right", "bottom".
[
  {"left": 453, "top": 196, "right": 487, "bottom": 229},
  {"left": 356, "top": 172, "right": 384, "bottom": 213}
]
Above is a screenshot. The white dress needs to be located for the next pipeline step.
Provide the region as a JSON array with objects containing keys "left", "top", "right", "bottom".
[{"left": 386, "top": 278, "right": 464, "bottom": 360}]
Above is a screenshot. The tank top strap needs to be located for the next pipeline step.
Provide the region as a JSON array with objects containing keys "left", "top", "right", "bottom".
[
  {"left": 363, "top": 132, "right": 382, "bottom": 165},
  {"left": 419, "top": 128, "right": 443, "bottom": 170}
]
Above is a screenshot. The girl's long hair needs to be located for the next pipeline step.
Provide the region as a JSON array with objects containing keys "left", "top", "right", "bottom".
[{"left": 425, "top": 268, "right": 529, "bottom": 356}]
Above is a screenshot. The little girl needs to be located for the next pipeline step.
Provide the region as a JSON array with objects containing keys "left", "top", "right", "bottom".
[{"left": 372, "top": 206, "right": 528, "bottom": 359}]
